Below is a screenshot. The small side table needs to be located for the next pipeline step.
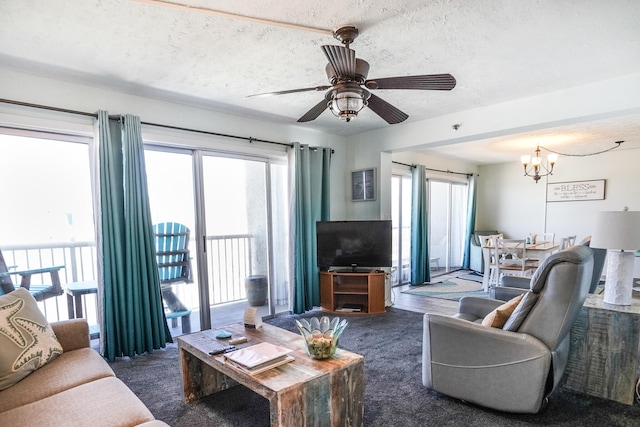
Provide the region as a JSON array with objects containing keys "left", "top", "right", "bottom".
[
  {"left": 562, "top": 292, "right": 640, "bottom": 405},
  {"left": 64, "top": 281, "right": 100, "bottom": 339}
]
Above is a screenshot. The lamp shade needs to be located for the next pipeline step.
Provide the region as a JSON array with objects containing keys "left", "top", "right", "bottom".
[{"left": 590, "top": 211, "right": 640, "bottom": 250}]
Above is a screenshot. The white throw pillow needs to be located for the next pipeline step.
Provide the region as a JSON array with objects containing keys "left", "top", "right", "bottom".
[{"left": 0, "top": 288, "right": 63, "bottom": 390}]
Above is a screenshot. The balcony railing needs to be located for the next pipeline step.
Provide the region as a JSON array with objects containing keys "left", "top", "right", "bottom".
[
  {"left": 205, "top": 234, "right": 252, "bottom": 305},
  {"left": 1, "top": 234, "right": 254, "bottom": 324}
]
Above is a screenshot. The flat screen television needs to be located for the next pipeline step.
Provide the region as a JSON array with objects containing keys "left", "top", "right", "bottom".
[{"left": 316, "top": 220, "right": 392, "bottom": 271}]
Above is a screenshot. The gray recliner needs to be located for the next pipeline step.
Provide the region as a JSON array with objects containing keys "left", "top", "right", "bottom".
[
  {"left": 469, "top": 230, "right": 499, "bottom": 273},
  {"left": 422, "top": 245, "right": 594, "bottom": 413}
]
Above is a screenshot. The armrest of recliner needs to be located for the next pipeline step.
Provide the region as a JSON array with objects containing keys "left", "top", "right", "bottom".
[
  {"left": 501, "top": 275, "right": 530, "bottom": 289},
  {"left": 455, "top": 296, "right": 503, "bottom": 320},
  {"left": 491, "top": 276, "right": 530, "bottom": 301},
  {"left": 422, "top": 313, "right": 551, "bottom": 413}
]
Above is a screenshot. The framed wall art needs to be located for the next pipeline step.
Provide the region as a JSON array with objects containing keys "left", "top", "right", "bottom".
[
  {"left": 546, "top": 179, "right": 606, "bottom": 202},
  {"left": 352, "top": 168, "right": 376, "bottom": 201}
]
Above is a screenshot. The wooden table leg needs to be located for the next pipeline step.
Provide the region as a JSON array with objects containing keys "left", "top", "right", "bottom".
[
  {"left": 269, "top": 359, "right": 364, "bottom": 427},
  {"left": 66, "top": 293, "right": 75, "bottom": 319},
  {"left": 74, "top": 294, "right": 83, "bottom": 318},
  {"left": 180, "top": 346, "right": 237, "bottom": 403}
]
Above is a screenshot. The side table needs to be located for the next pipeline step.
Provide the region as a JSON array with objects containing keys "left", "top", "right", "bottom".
[
  {"left": 562, "top": 292, "right": 640, "bottom": 405},
  {"left": 64, "top": 280, "right": 100, "bottom": 339}
]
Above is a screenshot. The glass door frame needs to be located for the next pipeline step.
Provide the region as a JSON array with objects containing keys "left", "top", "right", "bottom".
[
  {"left": 193, "top": 149, "right": 278, "bottom": 331},
  {"left": 427, "top": 179, "right": 468, "bottom": 274},
  {"left": 145, "top": 145, "right": 280, "bottom": 332}
]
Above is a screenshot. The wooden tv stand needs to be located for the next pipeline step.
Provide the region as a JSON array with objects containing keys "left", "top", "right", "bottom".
[{"left": 320, "top": 270, "right": 386, "bottom": 314}]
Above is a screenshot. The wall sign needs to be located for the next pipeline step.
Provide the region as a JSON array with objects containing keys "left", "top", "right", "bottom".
[
  {"left": 546, "top": 179, "right": 606, "bottom": 202},
  {"left": 352, "top": 168, "right": 376, "bottom": 201}
]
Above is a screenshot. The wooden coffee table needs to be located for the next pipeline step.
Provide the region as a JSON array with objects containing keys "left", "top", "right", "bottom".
[{"left": 177, "top": 322, "right": 364, "bottom": 427}]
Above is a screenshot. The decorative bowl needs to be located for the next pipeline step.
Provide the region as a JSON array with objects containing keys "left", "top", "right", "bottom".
[{"left": 294, "top": 316, "right": 348, "bottom": 360}]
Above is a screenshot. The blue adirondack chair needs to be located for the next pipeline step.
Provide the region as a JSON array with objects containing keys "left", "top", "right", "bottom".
[
  {"left": 0, "top": 248, "right": 65, "bottom": 301},
  {"left": 153, "top": 222, "right": 193, "bottom": 334}
]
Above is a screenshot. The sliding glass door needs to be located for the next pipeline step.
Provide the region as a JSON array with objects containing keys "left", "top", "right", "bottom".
[
  {"left": 145, "top": 147, "right": 289, "bottom": 334},
  {"left": 0, "top": 131, "right": 97, "bottom": 323},
  {"left": 428, "top": 180, "right": 468, "bottom": 274},
  {"left": 201, "top": 155, "right": 272, "bottom": 325},
  {"left": 145, "top": 148, "right": 200, "bottom": 335},
  {"left": 391, "top": 174, "right": 412, "bottom": 285}
]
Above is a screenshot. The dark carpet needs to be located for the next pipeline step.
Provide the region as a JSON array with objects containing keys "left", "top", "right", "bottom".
[{"left": 110, "top": 307, "right": 640, "bottom": 426}]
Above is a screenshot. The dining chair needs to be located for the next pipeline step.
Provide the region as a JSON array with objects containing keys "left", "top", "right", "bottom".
[
  {"left": 531, "top": 232, "right": 555, "bottom": 244},
  {"left": 484, "top": 234, "right": 503, "bottom": 286},
  {"left": 488, "top": 238, "right": 537, "bottom": 289},
  {"left": 559, "top": 235, "right": 577, "bottom": 250}
]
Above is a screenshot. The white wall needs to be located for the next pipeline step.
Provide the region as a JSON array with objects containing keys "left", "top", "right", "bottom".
[
  {"left": 332, "top": 73, "right": 640, "bottom": 244},
  {"left": 0, "top": 65, "right": 351, "bottom": 218},
  {"left": 477, "top": 146, "right": 640, "bottom": 241},
  {"left": 3, "top": 65, "right": 639, "bottom": 234}
]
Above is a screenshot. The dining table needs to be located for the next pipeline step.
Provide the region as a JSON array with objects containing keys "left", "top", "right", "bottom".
[{"left": 481, "top": 241, "right": 560, "bottom": 292}]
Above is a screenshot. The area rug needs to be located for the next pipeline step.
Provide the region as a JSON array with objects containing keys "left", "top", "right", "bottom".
[
  {"left": 457, "top": 271, "right": 485, "bottom": 283},
  {"left": 402, "top": 278, "right": 488, "bottom": 301},
  {"left": 109, "top": 307, "right": 640, "bottom": 427}
]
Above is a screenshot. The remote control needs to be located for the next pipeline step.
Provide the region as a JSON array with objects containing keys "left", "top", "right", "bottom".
[
  {"left": 229, "top": 336, "right": 247, "bottom": 345},
  {"left": 209, "top": 345, "right": 236, "bottom": 355}
]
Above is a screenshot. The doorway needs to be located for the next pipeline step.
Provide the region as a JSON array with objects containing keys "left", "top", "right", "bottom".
[
  {"left": 145, "top": 147, "right": 289, "bottom": 335},
  {"left": 428, "top": 180, "right": 468, "bottom": 275}
]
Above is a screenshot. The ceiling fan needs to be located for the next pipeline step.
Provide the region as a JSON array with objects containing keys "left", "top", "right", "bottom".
[{"left": 249, "top": 25, "right": 456, "bottom": 125}]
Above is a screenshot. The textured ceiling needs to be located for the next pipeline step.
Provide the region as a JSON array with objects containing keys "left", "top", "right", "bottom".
[{"left": 1, "top": 0, "right": 640, "bottom": 163}]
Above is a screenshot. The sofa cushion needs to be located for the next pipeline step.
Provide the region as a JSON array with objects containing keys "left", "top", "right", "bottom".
[
  {"left": 0, "top": 376, "right": 160, "bottom": 427},
  {"left": 0, "top": 347, "right": 115, "bottom": 413},
  {"left": 0, "top": 288, "right": 63, "bottom": 391},
  {"left": 481, "top": 294, "right": 523, "bottom": 328}
]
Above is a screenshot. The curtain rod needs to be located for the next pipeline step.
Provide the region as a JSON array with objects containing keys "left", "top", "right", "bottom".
[
  {"left": 0, "top": 98, "right": 293, "bottom": 148},
  {"left": 392, "top": 160, "right": 473, "bottom": 177}
]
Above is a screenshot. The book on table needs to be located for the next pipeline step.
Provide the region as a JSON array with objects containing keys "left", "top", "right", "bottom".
[{"left": 224, "top": 342, "right": 294, "bottom": 375}]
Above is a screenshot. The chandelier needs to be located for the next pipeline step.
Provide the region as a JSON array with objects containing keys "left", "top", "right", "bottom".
[{"left": 520, "top": 146, "right": 558, "bottom": 183}]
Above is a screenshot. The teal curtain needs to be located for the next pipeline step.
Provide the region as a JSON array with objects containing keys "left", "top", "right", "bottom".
[
  {"left": 290, "top": 142, "right": 332, "bottom": 314},
  {"left": 462, "top": 174, "right": 478, "bottom": 269},
  {"left": 97, "top": 111, "right": 171, "bottom": 362},
  {"left": 411, "top": 164, "right": 429, "bottom": 284}
]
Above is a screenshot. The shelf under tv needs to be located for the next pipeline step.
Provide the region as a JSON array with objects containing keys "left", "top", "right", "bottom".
[
  {"left": 330, "top": 267, "right": 374, "bottom": 274},
  {"left": 319, "top": 270, "right": 385, "bottom": 315}
]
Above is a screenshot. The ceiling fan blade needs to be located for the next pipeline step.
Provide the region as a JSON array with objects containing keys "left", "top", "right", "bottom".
[
  {"left": 297, "top": 99, "right": 329, "bottom": 123},
  {"left": 366, "top": 94, "right": 409, "bottom": 125},
  {"left": 321, "top": 45, "right": 355, "bottom": 79},
  {"left": 365, "top": 74, "right": 456, "bottom": 91},
  {"left": 247, "top": 85, "right": 331, "bottom": 98}
]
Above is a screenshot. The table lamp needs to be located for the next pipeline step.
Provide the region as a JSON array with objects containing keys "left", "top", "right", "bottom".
[{"left": 590, "top": 209, "right": 640, "bottom": 305}]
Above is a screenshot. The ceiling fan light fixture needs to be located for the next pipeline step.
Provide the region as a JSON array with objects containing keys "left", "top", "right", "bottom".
[{"left": 327, "top": 86, "right": 370, "bottom": 122}]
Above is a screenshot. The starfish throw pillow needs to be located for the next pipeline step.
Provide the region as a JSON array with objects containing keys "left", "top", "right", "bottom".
[{"left": 0, "top": 288, "right": 63, "bottom": 390}]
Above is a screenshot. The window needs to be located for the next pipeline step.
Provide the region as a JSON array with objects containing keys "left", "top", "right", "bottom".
[
  {"left": 0, "top": 130, "right": 97, "bottom": 320},
  {"left": 428, "top": 180, "right": 468, "bottom": 273},
  {"left": 391, "top": 174, "right": 412, "bottom": 285},
  {"left": 144, "top": 143, "right": 290, "bottom": 333},
  {"left": 392, "top": 171, "right": 468, "bottom": 283}
]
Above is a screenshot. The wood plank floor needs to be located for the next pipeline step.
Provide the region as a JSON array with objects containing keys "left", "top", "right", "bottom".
[{"left": 388, "top": 270, "right": 471, "bottom": 317}]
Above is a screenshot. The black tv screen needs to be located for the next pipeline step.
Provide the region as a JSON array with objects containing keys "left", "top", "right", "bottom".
[{"left": 316, "top": 220, "right": 392, "bottom": 271}]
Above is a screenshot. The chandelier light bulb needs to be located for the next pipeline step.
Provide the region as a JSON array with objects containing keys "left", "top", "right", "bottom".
[{"left": 521, "top": 145, "right": 557, "bottom": 183}]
